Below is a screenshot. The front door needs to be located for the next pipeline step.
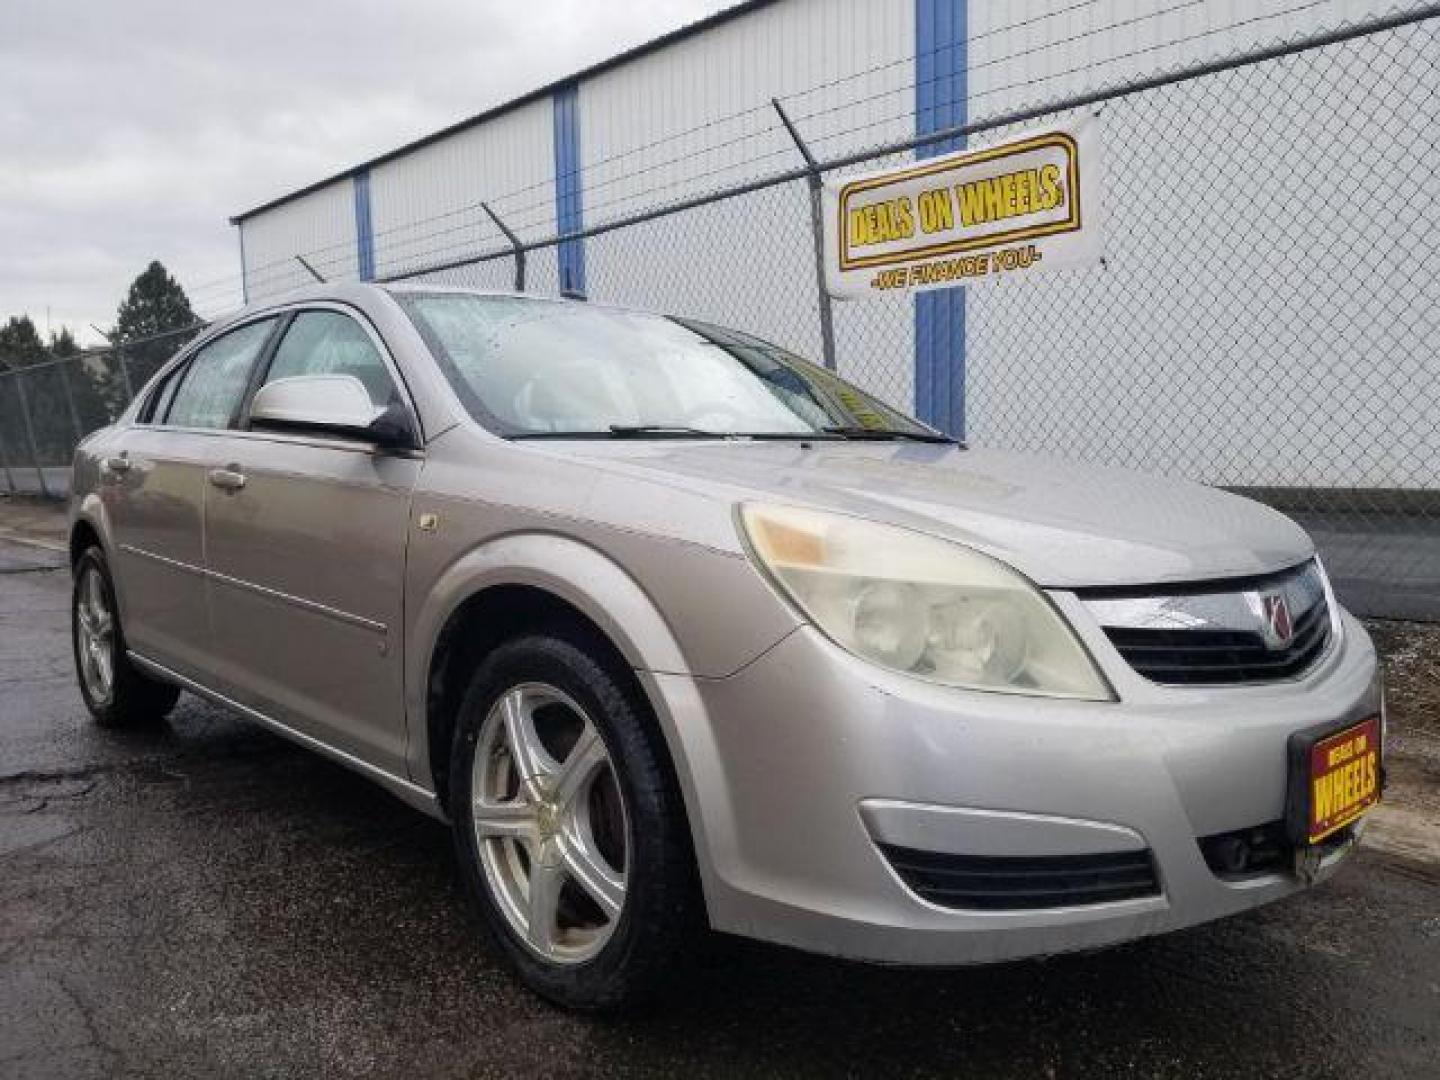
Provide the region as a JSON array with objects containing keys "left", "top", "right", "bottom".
[{"left": 200, "top": 308, "right": 420, "bottom": 775}]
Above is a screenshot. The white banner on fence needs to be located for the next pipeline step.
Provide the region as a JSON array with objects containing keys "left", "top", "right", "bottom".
[{"left": 822, "top": 115, "right": 1103, "bottom": 299}]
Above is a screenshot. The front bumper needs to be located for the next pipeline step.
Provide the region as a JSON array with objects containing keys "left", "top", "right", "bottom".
[{"left": 650, "top": 605, "right": 1381, "bottom": 965}]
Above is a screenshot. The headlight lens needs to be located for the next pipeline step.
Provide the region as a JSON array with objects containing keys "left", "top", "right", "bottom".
[{"left": 739, "top": 504, "right": 1113, "bottom": 700}]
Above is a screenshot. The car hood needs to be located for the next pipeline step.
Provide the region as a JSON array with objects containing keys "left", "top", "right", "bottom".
[{"left": 555, "top": 440, "right": 1314, "bottom": 589}]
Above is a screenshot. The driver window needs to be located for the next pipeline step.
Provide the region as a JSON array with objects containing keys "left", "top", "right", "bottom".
[{"left": 261, "top": 311, "right": 397, "bottom": 408}]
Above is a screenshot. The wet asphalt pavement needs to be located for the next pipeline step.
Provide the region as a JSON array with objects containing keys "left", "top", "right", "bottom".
[{"left": 2, "top": 539, "right": 1438, "bottom": 1079}]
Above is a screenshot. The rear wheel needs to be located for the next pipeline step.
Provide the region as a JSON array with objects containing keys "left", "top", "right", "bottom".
[
  {"left": 72, "top": 546, "right": 179, "bottom": 727},
  {"left": 449, "top": 632, "right": 698, "bottom": 1011}
]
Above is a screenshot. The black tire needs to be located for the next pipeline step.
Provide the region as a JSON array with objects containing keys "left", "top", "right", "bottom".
[
  {"left": 448, "top": 630, "right": 700, "bottom": 1011},
  {"left": 71, "top": 546, "right": 180, "bottom": 728}
]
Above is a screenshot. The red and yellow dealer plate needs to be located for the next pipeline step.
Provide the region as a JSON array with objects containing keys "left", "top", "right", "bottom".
[{"left": 1298, "top": 717, "right": 1382, "bottom": 845}]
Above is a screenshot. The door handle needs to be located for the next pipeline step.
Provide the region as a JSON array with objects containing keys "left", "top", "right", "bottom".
[
  {"left": 208, "top": 467, "right": 246, "bottom": 491},
  {"left": 102, "top": 455, "right": 131, "bottom": 475}
]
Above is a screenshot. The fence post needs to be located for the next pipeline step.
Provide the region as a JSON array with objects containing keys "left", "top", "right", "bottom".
[
  {"left": 483, "top": 203, "right": 527, "bottom": 292},
  {"left": 0, "top": 380, "right": 16, "bottom": 493},
  {"left": 116, "top": 346, "right": 135, "bottom": 407},
  {"left": 57, "top": 359, "right": 85, "bottom": 446},
  {"left": 772, "top": 98, "right": 838, "bottom": 372},
  {"left": 11, "top": 371, "right": 50, "bottom": 498}
]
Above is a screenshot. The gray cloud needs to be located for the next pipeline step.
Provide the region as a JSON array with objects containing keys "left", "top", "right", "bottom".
[{"left": 2, "top": 0, "right": 724, "bottom": 343}]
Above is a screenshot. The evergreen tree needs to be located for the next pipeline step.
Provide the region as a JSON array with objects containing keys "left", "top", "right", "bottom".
[
  {"left": 0, "top": 315, "right": 48, "bottom": 371},
  {"left": 91, "top": 261, "right": 202, "bottom": 418},
  {"left": 114, "top": 260, "right": 197, "bottom": 344},
  {"left": 48, "top": 327, "right": 81, "bottom": 358},
  {"left": 0, "top": 316, "right": 93, "bottom": 463}
]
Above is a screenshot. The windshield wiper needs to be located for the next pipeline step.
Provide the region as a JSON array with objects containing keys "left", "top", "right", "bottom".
[
  {"left": 821, "top": 425, "right": 958, "bottom": 444},
  {"left": 607, "top": 424, "right": 732, "bottom": 438},
  {"left": 509, "top": 424, "right": 959, "bottom": 444},
  {"left": 508, "top": 425, "right": 730, "bottom": 440}
]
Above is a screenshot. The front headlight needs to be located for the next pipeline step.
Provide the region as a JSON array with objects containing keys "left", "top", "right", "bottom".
[{"left": 739, "top": 504, "right": 1113, "bottom": 700}]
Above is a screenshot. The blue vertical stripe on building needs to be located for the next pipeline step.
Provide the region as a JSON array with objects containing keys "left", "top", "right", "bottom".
[
  {"left": 553, "top": 83, "right": 586, "bottom": 296},
  {"left": 353, "top": 170, "right": 376, "bottom": 282},
  {"left": 914, "top": 0, "right": 967, "bottom": 437}
]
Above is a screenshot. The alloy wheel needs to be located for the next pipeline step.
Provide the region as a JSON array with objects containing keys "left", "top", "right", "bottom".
[
  {"left": 470, "top": 682, "right": 630, "bottom": 964},
  {"left": 75, "top": 565, "right": 115, "bottom": 705}
]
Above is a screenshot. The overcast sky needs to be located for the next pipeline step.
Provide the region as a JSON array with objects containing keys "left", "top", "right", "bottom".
[{"left": 3, "top": 0, "right": 727, "bottom": 345}]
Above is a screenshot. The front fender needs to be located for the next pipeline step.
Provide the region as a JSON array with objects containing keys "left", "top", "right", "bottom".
[
  {"left": 402, "top": 530, "right": 774, "bottom": 914},
  {"left": 403, "top": 531, "right": 706, "bottom": 785},
  {"left": 404, "top": 527, "right": 805, "bottom": 916},
  {"left": 407, "top": 531, "right": 690, "bottom": 706}
]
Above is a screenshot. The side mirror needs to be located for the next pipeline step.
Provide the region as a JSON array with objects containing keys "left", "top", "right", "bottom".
[{"left": 250, "top": 375, "right": 416, "bottom": 450}]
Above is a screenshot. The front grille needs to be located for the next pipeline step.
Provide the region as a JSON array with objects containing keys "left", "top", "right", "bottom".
[
  {"left": 1081, "top": 561, "right": 1333, "bottom": 685},
  {"left": 879, "top": 845, "right": 1161, "bottom": 910}
]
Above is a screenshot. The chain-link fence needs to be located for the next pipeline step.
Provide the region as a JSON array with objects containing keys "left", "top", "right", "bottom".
[
  {"left": 3, "top": 7, "right": 1436, "bottom": 618},
  {"left": 0, "top": 325, "right": 202, "bottom": 498}
]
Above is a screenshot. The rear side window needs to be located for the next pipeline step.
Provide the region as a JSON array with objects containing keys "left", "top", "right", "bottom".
[
  {"left": 260, "top": 311, "right": 397, "bottom": 409},
  {"left": 165, "top": 318, "right": 276, "bottom": 430},
  {"left": 140, "top": 361, "right": 187, "bottom": 423}
]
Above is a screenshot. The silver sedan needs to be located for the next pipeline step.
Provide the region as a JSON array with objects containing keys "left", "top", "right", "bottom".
[{"left": 69, "top": 284, "right": 1384, "bottom": 1009}]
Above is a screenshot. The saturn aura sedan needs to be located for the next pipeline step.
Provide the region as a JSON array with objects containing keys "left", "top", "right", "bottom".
[{"left": 69, "top": 283, "right": 1383, "bottom": 1009}]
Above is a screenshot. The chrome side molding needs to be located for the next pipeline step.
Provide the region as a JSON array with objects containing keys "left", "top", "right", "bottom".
[{"left": 120, "top": 543, "right": 386, "bottom": 636}]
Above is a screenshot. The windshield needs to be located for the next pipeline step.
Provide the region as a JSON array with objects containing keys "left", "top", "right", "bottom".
[{"left": 399, "top": 293, "right": 948, "bottom": 441}]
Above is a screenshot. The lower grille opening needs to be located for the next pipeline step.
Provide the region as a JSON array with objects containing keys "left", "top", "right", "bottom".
[
  {"left": 1198, "top": 821, "right": 1290, "bottom": 878},
  {"left": 879, "top": 845, "right": 1161, "bottom": 911},
  {"left": 1198, "top": 820, "right": 1355, "bottom": 880}
]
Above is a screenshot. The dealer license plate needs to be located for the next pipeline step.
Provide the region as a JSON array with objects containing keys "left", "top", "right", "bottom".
[{"left": 1288, "top": 716, "right": 1382, "bottom": 846}]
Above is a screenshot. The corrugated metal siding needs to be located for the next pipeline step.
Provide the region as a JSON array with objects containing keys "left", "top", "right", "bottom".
[
  {"left": 579, "top": 0, "right": 917, "bottom": 403},
  {"left": 239, "top": 180, "right": 356, "bottom": 303},
  {"left": 368, "top": 97, "right": 556, "bottom": 281},
  {"left": 963, "top": 0, "right": 1437, "bottom": 487},
  {"left": 967, "top": 0, "right": 1404, "bottom": 116}
]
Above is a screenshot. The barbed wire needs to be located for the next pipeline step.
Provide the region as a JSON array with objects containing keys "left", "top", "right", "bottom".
[
  {"left": 233, "top": 0, "right": 1393, "bottom": 300},
  {"left": 227, "top": 0, "right": 1110, "bottom": 282},
  {"left": 4, "top": 0, "right": 1425, "bottom": 333},
  {"left": 235, "top": 4, "right": 1084, "bottom": 274},
  {"left": 784, "top": 0, "right": 1338, "bottom": 141},
  {"left": 172, "top": 2, "right": 1437, "bottom": 313}
]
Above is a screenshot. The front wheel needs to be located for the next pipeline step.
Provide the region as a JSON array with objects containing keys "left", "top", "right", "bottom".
[
  {"left": 72, "top": 546, "right": 179, "bottom": 727},
  {"left": 449, "top": 632, "right": 699, "bottom": 1011}
]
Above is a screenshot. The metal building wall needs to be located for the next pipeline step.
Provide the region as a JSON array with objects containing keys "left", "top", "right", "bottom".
[
  {"left": 961, "top": 0, "right": 1436, "bottom": 487},
  {"left": 238, "top": 179, "right": 357, "bottom": 303},
  {"left": 577, "top": 0, "right": 917, "bottom": 404},
  {"left": 967, "top": 0, "right": 1402, "bottom": 116},
  {"left": 368, "top": 97, "right": 557, "bottom": 289}
]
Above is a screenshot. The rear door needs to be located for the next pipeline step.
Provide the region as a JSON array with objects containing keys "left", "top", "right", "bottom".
[
  {"left": 102, "top": 317, "right": 279, "bottom": 678},
  {"left": 199, "top": 306, "right": 421, "bottom": 775}
]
